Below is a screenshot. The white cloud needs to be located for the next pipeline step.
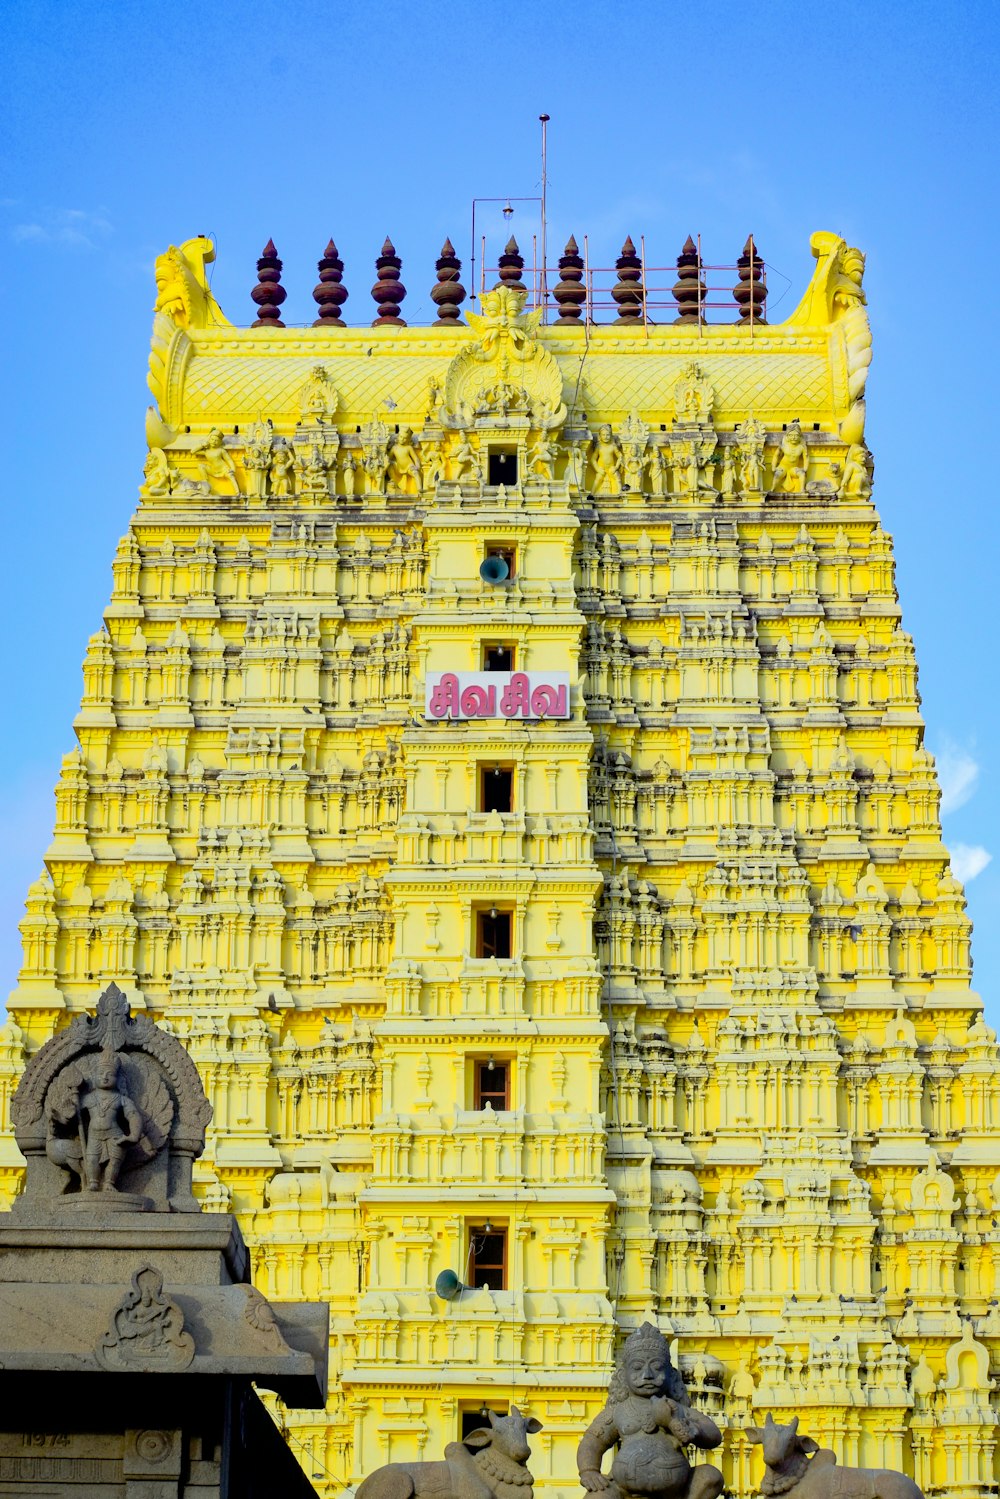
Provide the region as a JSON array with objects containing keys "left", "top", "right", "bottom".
[
  {"left": 9, "top": 207, "right": 112, "bottom": 251},
  {"left": 952, "top": 844, "right": 993, "bottom": 884},
  {"left": 935, "top": 740, "right": 980, "bottom": 814}
]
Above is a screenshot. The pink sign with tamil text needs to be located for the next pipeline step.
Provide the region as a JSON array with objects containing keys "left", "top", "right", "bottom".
[{"left": 425, "top": 671, "right": 570, "bottom": 720}]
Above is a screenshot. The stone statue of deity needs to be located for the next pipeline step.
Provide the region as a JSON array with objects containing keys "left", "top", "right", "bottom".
[
  {"left": 47, "top": 1047, "right": 144, "bottom": 1193},
  {"left": 577, "top": 1323, "right": 723, "bottom": 1499}
]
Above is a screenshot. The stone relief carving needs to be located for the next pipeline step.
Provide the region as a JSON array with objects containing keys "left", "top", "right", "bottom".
[
  {"left": 99, "top": 1262, "right": 195, "bottom": 1370},
  {"left": 442, "top": 285, "right": 567, "bottom": 430},
  {"left": 620, "top": 411, "right": 649, "bottom": 492},
  {"left": 11, "top": 982, "right": 212, "bottom": 1214},
  {"left": 298, "top": 443, "right": 331, "bottom": 499},
  {"left": 240, "top": 1284, "right": 289, "bottom": 1352},
  {"left": 672, "top": 362, "right": 715, "bottom": 426},
  {"left": 243, "top": 419, "right": 274, "bottom": 500},
  {"left": 298, "top": 364, "right": 339, "bottom": 424},
  {"left": 45, "top": 1044, "right": 171, "bottom": 1201},
  {"left": 360, "top": 415, "right": 390, "bottom": 496},
  {"left": 736, "top": 415, "right": 765, "bottom": 492}
]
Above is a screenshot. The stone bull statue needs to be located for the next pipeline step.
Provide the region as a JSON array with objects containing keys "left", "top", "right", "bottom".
[
  {"left": 356, "top": 1407, "right": 542, "bottom": 1499},
  {"left": 747, "top": 1415, "right": 924, "bottom": 1499}
]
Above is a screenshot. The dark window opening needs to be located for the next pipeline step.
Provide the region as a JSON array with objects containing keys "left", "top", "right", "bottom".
[
  {"left": 477, "top": 909, "right": 512, "bottom": 959},
  {"left": 488, "top": 449, "right": 518, "bottom": 486},
  {"left": 461, "top": 1406, "right": 507, "bottom": 1441},
  {"left": 485, "top": 546, "right": 516, "bottom": 579},
  {"left": 469, "top": 1225, "right": 507, "bottom": 1289},
  {"left": 483, "top": 644, "right": 514, "bottom": 672},
  {"left": 481, "top": 767, "right": 513, "bottom": 813},
  {"left": 475, "top": 1059, "right": 510, "bottom": 1110}
]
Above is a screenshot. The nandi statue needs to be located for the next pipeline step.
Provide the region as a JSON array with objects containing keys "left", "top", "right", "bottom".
[
  {"left": 747, "top": 1414, "right": 924, "bottom": 1499},
  {"left": 577, "top": 1322, "right": 724, "bottom": 1499},
  {"left": 356, "top": 1406, "right": 542, "bottom": 1499}
]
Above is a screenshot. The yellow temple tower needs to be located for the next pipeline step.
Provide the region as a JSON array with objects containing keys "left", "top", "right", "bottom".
[{"left": 3, "top": 226, "right": 998, "bottom": 1498}]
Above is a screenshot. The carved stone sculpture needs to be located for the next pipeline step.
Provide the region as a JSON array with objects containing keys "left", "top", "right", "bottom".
[
  {"left": 590, "top": 425, "right": 623, "bottom": 494},
  {"left": 773, "top": 420, "right": 809, "bottom": 493},
  {"left": 197, "top": 428, "right": 240, "bottom": 495},
  {"left": 357, "top": 1406, "right": 542, "bottom": 1499},
  {"left": 448, "top": 431, "right": 478, "bottom": 483},
  {"left": 143, "top": 446, "right": 174, "bottom": 497},
  {"left": 243, "top": 419, "right": 273, "bottom": 499},
  {"left": 299, "top": 363, "right": 339, "bottom": 424},
  {"left": 576, "top": 1322, "right": 723, "bottom": 1499},
  {"left": 11, "top": 981, "right": 212, "bottom": 1214},
  {"left": 736, "top": 415, "right": 765, "bottom": 491},
  {"left": 388, "top": 427, "right": 422, "bottom": 497},
  {"left": 747, "top": 1414, "right": 923, "bottom": 1499},
  {"left": 270, "top": 438, "right": 295, "bottom": 497},
  {"left": 99, "top": 1262, "right": 195, "bottom": 1370},
  {"left": 673, "top": 362, "right": 715, "bottom": 425},
  {"left": 839, "top": 442, "right": 873, "bottom": 499},
  {"left": 46, "top": 1044, "right": 151, "bottom": 1196},
  {"left": 529, "top": 429, "right": 559, "bottom": 480},
  {"left": 620, "top": 411, "right": 649, "bottom": 491},
  {"left": 361, "top": 415, "right": 390, "bottom": 495}
]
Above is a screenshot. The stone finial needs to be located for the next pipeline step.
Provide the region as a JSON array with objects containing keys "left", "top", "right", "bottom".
[
  {"left": 612, "top": 235, "right": 644, "bottom": 322},
  {"left": 672, "top": 235, "right": 705, "bottom": 325},
  {"left": 497, "top": 235, "right": 525, "bottom": 291},
  {"left": 553, "top": 235, "right": 586, "bottom": 325},
  {"left": 313, "top": 238, "right": 348, "bottom": 326},
  {"left": 371, "top": 237, "right": 407, "bottom": 326},
  {"left": 250, "top": 238, "right": 286, "bottom": 328},
  {"left": 734, "top": 234, "right": 767, "bottom": 324},
  {"left": 9, "top": 980, "right": 212, "bottom": 1216},
  {"left": 431, "top": 238, "right": 466, "bottom": 325}
]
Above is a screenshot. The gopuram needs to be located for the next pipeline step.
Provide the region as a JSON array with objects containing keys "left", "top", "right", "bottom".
[{"left": 1, "top": 224, "right": 996, "bottom": 1497}]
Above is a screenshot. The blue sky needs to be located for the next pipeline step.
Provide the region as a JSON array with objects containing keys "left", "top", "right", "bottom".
[{"left": 2, "top": 0, "right": 998, "bottom": 1014}]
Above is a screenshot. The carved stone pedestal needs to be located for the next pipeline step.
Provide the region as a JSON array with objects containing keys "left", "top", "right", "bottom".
[{"left": 0, "top": 984, "right": 328, "bottom": 1497}]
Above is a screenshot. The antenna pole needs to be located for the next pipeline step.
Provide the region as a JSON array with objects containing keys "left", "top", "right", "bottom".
[{"left": 539, "top": 114, "right": 550, "bottom": 323}]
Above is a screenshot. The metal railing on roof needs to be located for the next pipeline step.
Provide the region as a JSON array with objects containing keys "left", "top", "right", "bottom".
[{"left": 474, "top": 233, "right": 767, "bottom": 331}]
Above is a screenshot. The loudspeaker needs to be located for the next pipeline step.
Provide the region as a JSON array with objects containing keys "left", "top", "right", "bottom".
[
  {"left": 479, "top": 555, "right": 510, "bottom": 584},
  {"left": 434, "top": 1268, "right": 468, "bottom": 1301}
]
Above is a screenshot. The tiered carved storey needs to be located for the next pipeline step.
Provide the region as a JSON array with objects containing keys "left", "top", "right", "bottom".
[{"left": 4, "top": 229, "right": 996, "bottom": 1499}]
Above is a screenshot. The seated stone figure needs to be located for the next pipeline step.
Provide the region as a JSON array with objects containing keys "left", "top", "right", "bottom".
[{"left": 577, "top": 1322, "right": 723, "bottom": 1499}]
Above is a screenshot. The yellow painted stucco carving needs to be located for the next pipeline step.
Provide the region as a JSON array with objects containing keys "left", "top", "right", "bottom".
[{"left": 2, "top": 232, "right": 996, "bottom": 1498}]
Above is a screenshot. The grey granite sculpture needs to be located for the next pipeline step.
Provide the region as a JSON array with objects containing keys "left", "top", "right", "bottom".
[
  {"left": 747, "top": 1415, "right": 925, "bottom": 1499},
  {"left": 11, "top": 979, "right": 211, "bottom": 1214},
  {"left": 357, "top": 1406, "right": 542, "bottom": 1499},
  {"left": 577, "top": 1322, "right": 724, "bottom": 1499},
  {"left": 0, "top": 981, "right": 327, "bottom": 1496}
]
